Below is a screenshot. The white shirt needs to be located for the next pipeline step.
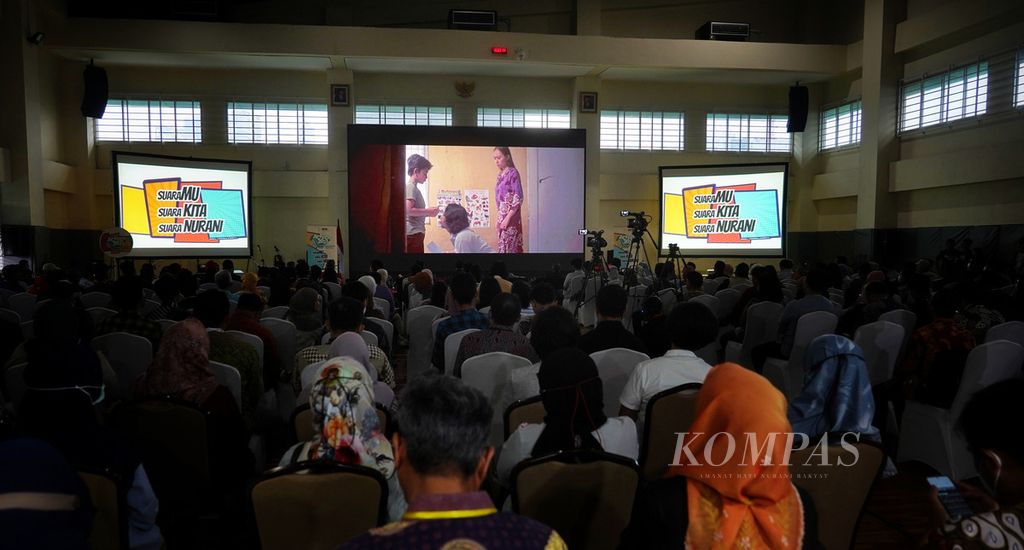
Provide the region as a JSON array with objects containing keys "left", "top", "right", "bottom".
[
  {"left": 505, "top": 362, "right": 541, "bottom": 412},
  {"left": 451, "top": 228, "right": 493, "bottom": 253},
  {"left": 496, "top": 417, "right": 639, "bottom": 484},
  {"left": 618, "top": 349, "right": 713, "bottom": 434}
]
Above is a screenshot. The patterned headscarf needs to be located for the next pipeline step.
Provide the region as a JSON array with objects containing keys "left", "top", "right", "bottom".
[
  {"left": 358, "top": 275, "right": 377, "bottom": 297},
  {"left": 307, "top": 358, "right": 394, "bottom": 477},
  {"left": 137, "top": 318, "right": 219, "bottom": 404},
  {"left": 667, "top": 363, "right": 804, "bottom": 550}
]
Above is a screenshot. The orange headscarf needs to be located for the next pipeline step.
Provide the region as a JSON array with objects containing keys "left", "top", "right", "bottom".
[{"left": 667, "top": 363, "right": 803, "bottom": 550}]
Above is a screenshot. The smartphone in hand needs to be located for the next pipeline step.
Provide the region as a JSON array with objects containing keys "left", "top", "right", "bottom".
[{"left": 927, "top": 476, "right": 974, "bottom": 521}]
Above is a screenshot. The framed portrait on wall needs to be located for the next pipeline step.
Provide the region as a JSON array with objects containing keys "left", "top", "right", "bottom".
[
  {"left": 579, "top": 92, "right": 598, "bottom": 113},
  {"left": 330, "top": 84, "right": 350, "bottom": 107}
]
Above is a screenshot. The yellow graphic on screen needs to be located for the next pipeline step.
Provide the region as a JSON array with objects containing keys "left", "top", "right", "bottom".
[
  {"left": 683, "top": 185, "right": 714, "bottom": 238},
  {"left": 120, "top": 186, "right": 149, "bottom": 234},
  {"left": 144, "top": 179, "right": 181, "bottom": 237},
  {"left": 663, "top": 194, "right": 686, "bottom": 235}
]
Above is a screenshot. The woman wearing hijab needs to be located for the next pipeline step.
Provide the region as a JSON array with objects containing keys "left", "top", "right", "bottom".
[
  {"left": 619, "top": 362, "right": 819, "bottom": 549},
  {"left": 287, "top": 287, "right": 325, "bottom": 350},
  {"left": 406, "top": 270, "right": 433, "bottom": 310},
  {"left": 497, "top": 348, "right": 638, "bottom": 485},
  {"left": 232, "top": 272, "right": 264, "bottom": 303},
  {"left": 300, "top": 332, "right": 394, "bottom": 409},
  {"left": 136, "top": 319, "right": 252, "bottom": 484},
  {"left": 280, "top": 357, "right": 406, "bottom": 520},
  {"left": 358, "top": 275, "right": 387, "bottom": 319},
  {"left": 788, "top": 335, "right": 880, "bottom": 443}
]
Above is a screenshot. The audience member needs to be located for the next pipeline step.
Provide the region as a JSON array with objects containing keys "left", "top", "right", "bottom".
[
  {"left": 453, "top": 293, "right": 538, "bottom": 377},
  {"left": 215, "top": 269, "right": 233, "bottom": 293},
  {"left": 636, "top": 296, "right": 670, "bottom": 358},
  {"left": 95, "top": 276, "right": 163, "bottom": 350},
  {"left": 343, "top": 280, "right": 391, "bottom": 355},
  {"left": 682, "top": 270, "right": 704, "bottom": 300},
  {"left": 752, "top": 267, "right": 835, "bottom": 371},
  {"left": 836, "top": 281, "right": 896, "bottom": 337},
  {"left": 729, "top": 262, "right": 750, "bottom": 289},
  {"left": 477, "top": 276, "right": 501, "bottom": 310},
  {"left": 280, "top": 357, "right": 405, "bottom": 520},
  {"left": 497, "top": 348, "right": 638, "bottom": 485},
  {"left": 928, "top": 379, "right": 1024, "bottom": 547},
  {"left": 225, "top": 292, "right": 282, "bottom": 389},
  {"left": 192, "top": 290, "right": 262, "bottom": 423},
  {"left": 341, "top": 375, "right": 567, "bottom": 550},
  {"left": 294, "top": 297, "right": 394, "bottom": 391},
  {"left": 898, "top": 290, "right": 976, "bottom": 408},
  {"left": 148, "top": 275, "right": 187, "bottom": 321},
  {"left": 430, "top": 280, "right": 449, "bottom": 310},
  {"left": 506, "top": 307, "right": 581, "bottom": 407},
  {"left": 578, "top": 284, "right": 648, "bottom": 355},
  {"left": 432, "top": 272, "right": 489, "bottom": 370},
  {"left": 517, "top": 281, "right": 557, "bottom": 335},
  {"left": 286, "top": 287, "right": 325, "bottom": 350},
  {"left": 619, "top": 363, "right": 819, "bottom": 549},
  {"left": 953, "top": 284, "right": 1005, "bottom": 343},
  {"left": 619, "top": 302, "right": 717, "bottom": 432},
  {"left": 491, "top": 261, "right": 513, "bottom": 293}
]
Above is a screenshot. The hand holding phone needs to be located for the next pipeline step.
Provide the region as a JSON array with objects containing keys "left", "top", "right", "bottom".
[{"left": 927, "top": 476, "right": 974, "bottom": 521}]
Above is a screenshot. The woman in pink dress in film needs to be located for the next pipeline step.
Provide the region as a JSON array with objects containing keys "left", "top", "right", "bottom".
[{"left": 492, "top": 146, "right": 524, "bottom": 254}]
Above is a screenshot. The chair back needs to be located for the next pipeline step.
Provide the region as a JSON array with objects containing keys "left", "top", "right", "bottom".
[
  {"left": 578, "top": 277, "right": 602, "bottom": 327},
  {"left": 789, "top": 441, "right": 885, "bottom": 550},
  {"left": 656, "top": 288, "right": 678, "bottom": 314},
  {"left": 589, "top": 347, "right": 650, "bottom": 417},
  {"left": 512, "top": 450, "right": 640, "bottom": 550},
  {"left": 703, "top": 277, "right": 721, "bottom": 295},
  {"left": 91, "top": 332, "right": 154, "bottom": 400},
  {"left": 198, "top": 282, "right": 218, "bottom": 292},
  {"left": 504, "top": 395, "right": 546, "bottom": 439},
  {"left": 158, "top": 318, "right": 178, "bottom": 332},
  {"left": 639, "top": 383, "right": 702, "bottom": 480},
  {"left": 715, "top": 288, "right": 742, "bottom": 320},
  {"left": 742, "top": 301, "right": 784, "bottom": 358},
  {"left": 209, "top": 361, "right": 242, "bottom": 409},
  {"left": 79, "top": 290, "right": 113, "bottom": 309},
  {"left": 690, "top": 294, "right": 721, "bottom": 320},
  {"left": 364, "top": 317, "right": 395, "bottom": 350},
  {"left": 359, "top": 330, "right": 379, "bottom": 348},
  {"left": 291, "top": 404, "right": 315, "bottom": 442},
  {"left": 8, "top": 292, "right": 37, "bottom": 320},
  {"left": 323, "top": 281, "right": 343, "bottom": 301},
  {"left": 252, "top": 461, "right": 387, "bottom": 550},
  {"left": 0, "top": 307, "right": 21, "bottom": 325},
  {"left": 444, "top": 328, "right": 481, "bottom": 376},
  {"left": 372, "top": 297, "right": 390, "bottom": 316},
  {"left": 88, "top": 307, "right": 118, "bottom": 325},
  {"left": 20, "top": 320, "right": 33, "bottom": 339},
  {"left": 462, "top": 351, "right": 533, "bottom": 445},
  {"left": 950, "top": 340, "right": 1024, "bottom": 418},
  {"left": 225, "top": 330, "right": 265, "bottom": 367},
  {"left": 261, "top": 318, "right": 299, "bottom": 374},
  {"left": 878, "top": 309, "right": 917, "bottom": 361},
  {"left": 141, "top": 299, "right": 161, "bottom": 318},
  {"left": 3, "top": 362, "right": 28, "bottom": 407},
  {"left": 986, "top": 320, "right": 1024, "bottom": 347},
  {"left": 853, "top": 320, "right": 905, "bottom": 386},
  {"left": 261, "top": 305, "right": 289, "bottom": 319},
  {"left": 79, "top": 469, "right": 128, "bottom": 550},
  {"left": 790, "top": 311, "right": 839, "bottom": 373},
  {"left": 406, "top": 305, "right": 445, "bottom": 380}
]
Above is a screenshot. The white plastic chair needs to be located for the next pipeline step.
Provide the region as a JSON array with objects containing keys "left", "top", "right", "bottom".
[
  {"left": 91, "top": 332, "right": 154, "bottom": 400},
  {"left": 225, "top": 330, "right": 265, "bottom": 369},
  {"left": 199, "top": 283, "right": 218, "bottom": 292},
  {"left": 715, "top": 288, "right": 742, "bottom": 321},
  {"left": 444, "top": 328, "right": 481, "bottom": 376},
  {"left": 985, "top": 321, "right": 1024, "bottom": 347},
  {"left": 323, "top": 282, "right": 343, "bottom": 302},
  {"left": 898, "top": 340, "right": 1024, "bottom": 479},
  {"left": 261, "top": 305, "right": 289, "bottom": 319},
  {"left": 365, "top": 317, "right": 395, "bottom": 351},
  {"left": 461, "top": 351, "right": 533, "bottom": 446},
  {"left": 577, "top": 278, "right": 602, "bottom": 328},
  {"left": 360, "top": 330, "right": 379, "bottom": 348},
  {"left": 0, "top": 308, "right": 20, "bottom": 325},
  {"left": 373, "top": 297, "right": 390, "bottom": 316},
  {"left": 4, "top": 363, "right": 28, "bottom": 408},
  {"left": 763, "top": 311, "right": 839, "bottom": 399},
  {"left": 209, "top": 361, "right": 242, "bottom": 409},
  {"left": 260, "top": 318, "right": 298, "bottom": 374},
  {"left": 8, "top": 293, "right": 36, "bottom": 321},
  {"left": 879, "top": 309, "right": 917, "bottom": 363},
  {"left": 690, "top": 295, "right": 721, "bottom": 320},
  {"left": 158, "top": 319, "right": 178, "bottom": 332},
  {"left": 407, "top": 305, "right": 446, "bottom": 380},
  {"left": 590, "top": 348, "right": 650, "bottom": 417},
  {"left": 656, "top": 288, "right": 678, "bottom": 314},
  {"left": 729, "top": 301, "right": 782, "bottom": 368},
  {"left": 703, "top": 278, "right": 721, "bottom": 296},
  {"left": 80, "top": 292, "right": 112, "bottom": 309},
  {"left": 853, "top": 320, "right": 905, "bottom": 386},
  {"left": 87, "top": 307, "right": 118, "bottom": 325}
]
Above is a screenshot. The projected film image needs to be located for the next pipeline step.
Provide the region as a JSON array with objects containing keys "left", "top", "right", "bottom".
[
  {"left": 660, "top": 163, "right": 787, "bottom": 258},
  {"left": 113, "top": 152, "right": 252, "bottom": 258},
  {"left": 349, "top": 138, "right": 585, "bottom": 257}
]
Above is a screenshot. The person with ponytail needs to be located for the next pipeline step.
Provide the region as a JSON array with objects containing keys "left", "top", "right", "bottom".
[{"left": 496, "top": 348, "right": 638, "bottom": 485}]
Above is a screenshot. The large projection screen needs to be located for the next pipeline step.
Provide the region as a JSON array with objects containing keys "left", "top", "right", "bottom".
[
  {"left": 112, "top": 152, "right": 253, "bottom": 258},
  {"left": 659, "top": 162, "right": 787, "bottom": 258}
]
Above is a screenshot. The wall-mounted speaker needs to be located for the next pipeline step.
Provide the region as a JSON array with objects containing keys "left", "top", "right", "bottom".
[
  {"left": 81, "top": 63, "right": 108, "bottom": 118},
  {"left": 787, "top": 85, "right": 809, "bottom": 133}
]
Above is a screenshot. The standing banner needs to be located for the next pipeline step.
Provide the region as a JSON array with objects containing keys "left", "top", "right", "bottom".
[{"left": 305, "top": 225, "right": 337, "bottom": 269}]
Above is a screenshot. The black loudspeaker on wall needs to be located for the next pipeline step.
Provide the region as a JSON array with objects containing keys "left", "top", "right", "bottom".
[
  {"left": 787, "top": 85, "right": 809, "bottom": 133},
  {"left": 81, "top": 62, "right": 108, "bottom": 118}
]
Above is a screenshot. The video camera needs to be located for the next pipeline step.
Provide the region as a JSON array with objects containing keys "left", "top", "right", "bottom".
[
  {"left": 578, "top": 228, "right": 607, "bottom": 250},
  {"left": 620, "top": 210, "right": 649, "bottom": 235}
]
